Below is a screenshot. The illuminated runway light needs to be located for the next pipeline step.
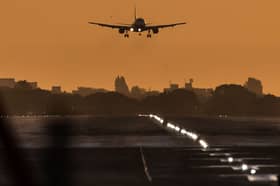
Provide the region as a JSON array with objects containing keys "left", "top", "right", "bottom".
[
  {"left": 187, "top": 132, "right": 198, "bottom": 141},
  {"left": 175, "top": 126, "right": 180, "bottom": 132},
  {"left": 241, "top": 164, "right": 249, "bottom": 171},
  {"left": 181, "top": 129, "right": 187, "bottom": 135},
  {"left": 228, "top": 157, "right": 234, "bottom": 163},
  {"left": 130, "top": 28, "right": 134, "bottom": 32},
  {"left": 138, "top": 114, "right": 148, "bottom": 117},
  {"left": 181, "top": 129, "right": 198, "bottom": 140},
  {"left": 167, "top": 123, "right": 175, "bottom": 129},
  {"left": 199, "top": 139, "right": 209, "bottom": 149},
  {"left": 250, "top": 169, "right": 257, "bottom": 175},
  {"left": 138, "top": 28, "right": 142, "bottom": 32},
  {"left": 154, "top": 116, "right": 164, "bottom": 124}
]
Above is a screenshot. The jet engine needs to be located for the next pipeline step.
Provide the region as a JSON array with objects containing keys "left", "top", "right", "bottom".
[
  {"left": 119, "top": 28, "right": 125, "bottom": 34},
  {"left": 152, "top": 28, "right": 159, "bottom": 34}
]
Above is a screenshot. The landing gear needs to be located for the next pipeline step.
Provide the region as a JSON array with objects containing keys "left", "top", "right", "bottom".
[
  {"left": 147, "top": 30, "right": 152, "bottom": 38},
  {"left": 124, "top": 30, "right": 129, "bottom": 38}
]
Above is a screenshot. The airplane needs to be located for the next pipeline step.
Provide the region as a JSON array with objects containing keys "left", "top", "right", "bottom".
[{"left": 88, "top": 7, "right": 186, "bottom": 38}]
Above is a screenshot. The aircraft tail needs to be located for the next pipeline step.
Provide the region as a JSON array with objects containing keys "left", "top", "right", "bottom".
[{"left": 134, "top": 6, "right": 137, "bottom": 21}]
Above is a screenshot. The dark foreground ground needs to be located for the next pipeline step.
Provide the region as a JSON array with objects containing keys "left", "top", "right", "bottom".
[{"left": 0, "top": 116, "right": 279, "bottom": 186}]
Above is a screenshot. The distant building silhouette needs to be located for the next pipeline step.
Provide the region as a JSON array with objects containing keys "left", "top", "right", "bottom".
[
  {"left": 130, "top": 86, "right": 161, "bottom": 99},
  {"left": 72, "top": 87, "right": 108, "bottom": 97},
  {"left": 164, "top": 83, "right": 179, "bottom": 93},
  {"left": 51, "top": 86, "right": 62, "bottom": 94},
  {"left": 185, "top": 79, "right": 213, "bottom": 101},
  {"left": 146, "top": 90, "right": 160, "bottom": 96},
  {"left": 244, "top": 77, "right": 263, "bottom": 96},
  {"left": 131, "top": 86, "right": 146, "bottom": 99},
  {"left": 15, "top": 80, "right": 38, "bottom": 90},
  {"left": 29, "top": 82, "right": 38, "bottom": 89},
  {"left": 193, "top": 88, "right": 213, "bottom": 101},
  {"left": 114, "top": 76, "right": 130, "bottom": 96},
  {"left": 0, "top": 78, "right": 16, "bottom": 88},
  {"left": 185, "top": 79, "right": 194, "bottom": 90}
]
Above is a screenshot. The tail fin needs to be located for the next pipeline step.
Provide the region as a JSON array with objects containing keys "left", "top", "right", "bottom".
[{"left": 134, "top": 5, "right": 137, "bottom": 21}]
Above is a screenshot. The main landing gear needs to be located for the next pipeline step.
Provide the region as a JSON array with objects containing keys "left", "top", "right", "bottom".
[
  {"left": 147, "top": 30, "right": 152, "bottom": 38},
  {"left": 124, "top": 30, "right": 129, "bottom": 38}
]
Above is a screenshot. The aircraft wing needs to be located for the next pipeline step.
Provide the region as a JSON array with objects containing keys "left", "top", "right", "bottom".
[
  {"left": 88, "top": 22, "right": 130, "bottom": 29},
  {"left": 146, "top": 22, "right": 186, "bottom": 29}
]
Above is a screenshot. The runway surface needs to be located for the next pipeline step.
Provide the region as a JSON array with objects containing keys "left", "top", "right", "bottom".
[{"left": 0, "top": 115, "right": 279, "bottom": 186}]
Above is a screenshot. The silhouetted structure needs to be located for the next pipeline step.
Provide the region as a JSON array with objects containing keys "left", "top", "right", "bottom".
[
  {"left": 146, "top": 90, "right": 160, "bottom": 97},
  {"left": 164, "top": 83, "right": 179, "bottom": 93},
  {"left": 193, "top": 88, "right": 213, "bottom": 102},
  {"left": 83, "top": 92, "right": 138, "bottom": 115},
  {"left": 185, "top": 79, "right": 194, "bottom": 90},
  {"left": 206, "top": 84, "right": 258, "bottom": 115},
  {"left": 131, "top": 86, "right": 146, "bottom": 99},
  {"left": 143, "top": 89, "right": 198, "bottom": 115},
  {"left": 114, "top": 76, "right": 130, "bottom": 96},
  {"left": 72, "top": 87, "right": 108, "bottom": 97},
  {"left": 183, "top": 79, "right": 214, "bottom": 102},
  {"left": 0, "top": 78, "right": 16, "bottom": 88},
  {"left": 51, "top": 86, "right": 62, "bottom": 94},
  {"left": 244, "top": 77, "right": 263, "bottom": 96},
  {"left": 0, "top": 83, "right": 278, "bottom": 116},
  {"left": 0, "top": 76, "right": 279, "bottom": 116},
  {"left": 15, "top": 80, "right": 38, "bottom": 90}
]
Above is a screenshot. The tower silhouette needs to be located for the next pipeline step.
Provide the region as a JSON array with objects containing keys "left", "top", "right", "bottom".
[{"left": 114, "top": 76, "right": 130, "bottom": 96}]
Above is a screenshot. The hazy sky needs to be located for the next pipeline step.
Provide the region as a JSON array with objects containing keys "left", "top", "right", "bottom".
[{"left": 1, "top": 0, "right": 280, "bottom": 94}]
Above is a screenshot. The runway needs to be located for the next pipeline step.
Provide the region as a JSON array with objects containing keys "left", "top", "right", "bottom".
[{"left": 0, "top": 115, "right": 279, "bottom": 186}]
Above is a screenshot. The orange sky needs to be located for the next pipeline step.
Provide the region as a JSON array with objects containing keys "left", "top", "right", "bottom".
[{"left": 0, "top": 0, "right": 279, "bottom": 94}]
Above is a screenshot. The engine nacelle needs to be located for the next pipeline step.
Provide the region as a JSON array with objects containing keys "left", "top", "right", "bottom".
[
  {"left": 119, "top": 28, "right": 125, "bottom": 34},
  {"left": 152, "top": 28, "right": 159, "bottom": 34}
]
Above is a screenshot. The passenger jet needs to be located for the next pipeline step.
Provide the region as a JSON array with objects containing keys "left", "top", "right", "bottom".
[{"left": 88, "top": 8, "right": 186, "bottom": 38}]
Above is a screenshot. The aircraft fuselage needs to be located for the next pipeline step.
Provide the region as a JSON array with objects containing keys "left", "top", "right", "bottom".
[{"left": 130, "top": 18, "right": 146, "bottom": 32}]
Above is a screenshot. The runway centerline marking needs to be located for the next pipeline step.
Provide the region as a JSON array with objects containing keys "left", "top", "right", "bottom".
[{"left": 140, "top": 146, "right": 152, "bottom": 182}]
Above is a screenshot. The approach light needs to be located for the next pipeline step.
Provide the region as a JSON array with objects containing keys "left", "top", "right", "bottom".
[
  {"left": 138, "top": 28, "right": 142, "bottom": 32},
  {"left": 130, "top": 28, "right": 134, "bottom": 32}
]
